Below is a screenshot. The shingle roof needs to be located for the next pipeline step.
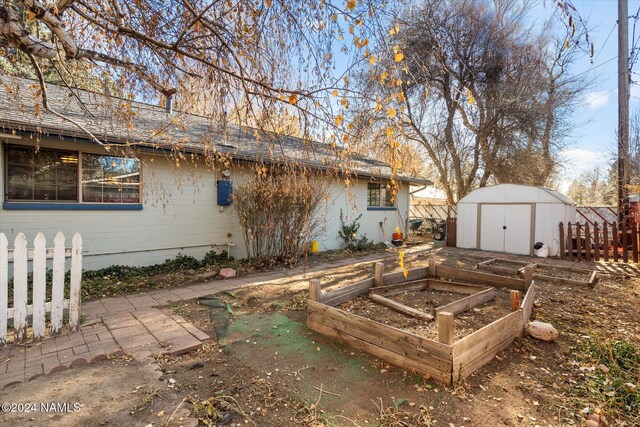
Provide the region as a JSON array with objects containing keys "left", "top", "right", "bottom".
[{"left": 0, "top": 76, "right": 430, "bottom": 184}]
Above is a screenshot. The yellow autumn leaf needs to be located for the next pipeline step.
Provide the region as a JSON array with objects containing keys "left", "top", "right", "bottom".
[
  {"left": 369, "top": 55, "right": 376, "bottom": 65},
  {"left": 265, "top": 0, "right": 272, "bottom": 7},
  {"left": 27, "top": 11, "right": 36, "bottom": 20},
  {"left": 387, "top": 107, "right": 396, "bottom": 118},
  {"left": 346, "top": 0, "right": 356, "bottom": 11},
  {"left": 466, "top": 88, "right": 475, "bottom": 105},
  {"left": 386, "top": 127, "right": 393, "bottom": 138},
  {"left": 334, "top": 115, "right": 344, "bottom": 126},
  {"left": 380, "top": 71, "right": 388, "bottom": 83},
  {"left": 332, "top": 89, "right": 339, "bottom": 97},
  {"left": 397, "top": 91, "right": 406, "bottom": 102},
  {"left": 375, "top": 101, "right": 382, "bottom": 112},
  {"left": 395, "top": 52, "right": 404, "bottom": 62},
  {"left": 340, "top": 97, "right": 349, "bottom": 108},
  {"left": 288, "top": 93, "right": 298, "bottom": 105}
]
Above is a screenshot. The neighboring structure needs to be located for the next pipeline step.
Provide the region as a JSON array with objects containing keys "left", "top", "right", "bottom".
[
  {"left": 456, "top": 184, "right": 576, "bottom": 256},
  {"left": 0, "top": 77, "right": 429, "bottom": 270}
]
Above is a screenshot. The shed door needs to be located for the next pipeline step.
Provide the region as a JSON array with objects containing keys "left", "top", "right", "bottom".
[{"left": 479, "top": 204, "right": 531, "bottom": 255}]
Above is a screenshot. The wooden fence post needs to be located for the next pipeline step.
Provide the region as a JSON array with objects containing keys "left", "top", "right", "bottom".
[
  {"left": 510, "top": 290, "right": 521, "bottom": 311},
  {"left": 593, "top": 222, "right": 601, "bottom": 262},
  {"left": 575, "top": 222, "right": 582, "bottom": 261},
  {"left": 32, "top": 233, "right": 47, "bottom": 340},
  {"left": 567, "top": 222, "right": 574, "bottom": 261},
  {"left": 559, "top": 222, "right": 565, "bottom": 260},
  {"left": 13, "top": 233, "right": 28, "bottom": 342},
  {"left": 437, "top": 312, "right": 454, "bottom": 345},
  {"left": 613, "top": 222, "right": 619, "bottom": 262},
  {"left": 309, "top": 279, "right": 322, "bottom": 302},
  {"left": 603, "top": 222, "right": 610, "bottom": 262},
  {"left": 51, "top": 232, "right": 66, "bottom": 335},
  {"left": 0, "top": 234, "right": 7, "bottom": 346},
  {"left": 429, "top": 252, "right": 437, "bottom": 277},
  {"left": 68, "top": 233, "right": 83, "bottom": 332},
  {"left": 584, "top": 222, "right": 592, "bottom": 262},
  {"left": 632, "top": 222, "right": 638, "bottom": 264},
  {"left": 622, "top": 223, "right": 629, "bottom": 264},
  {"left": 374, "top": 262, "right": 384, "bottom": 287}
]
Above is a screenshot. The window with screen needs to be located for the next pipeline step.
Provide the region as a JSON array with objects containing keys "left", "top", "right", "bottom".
[
  {"left": 5, "top": 146, "right": 78, "bottom": 202},
  {"left": 367, "top": 182, "right": 395, "bottom": 208}
]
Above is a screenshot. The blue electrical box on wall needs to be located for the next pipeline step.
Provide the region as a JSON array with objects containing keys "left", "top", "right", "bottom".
[{"left": 217, "top": 180, "right": 233, "bottom": 206}]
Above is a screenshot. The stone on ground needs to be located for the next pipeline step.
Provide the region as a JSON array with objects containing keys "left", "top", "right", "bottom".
[
  {"left": 525, "top": 321, "right": 558, "bottom": 342},
  {"left": 219, "top": 268, "right": 237, "bottom": 279}
]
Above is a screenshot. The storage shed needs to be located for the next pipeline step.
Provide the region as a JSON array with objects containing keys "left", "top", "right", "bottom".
[{"left": 456, "top": 184, "right": 576, "bottom": 256}]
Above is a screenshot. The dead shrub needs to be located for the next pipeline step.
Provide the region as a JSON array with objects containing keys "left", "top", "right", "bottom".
[{"left": 233, "top": 171, "right": 326, "bottom": 267}]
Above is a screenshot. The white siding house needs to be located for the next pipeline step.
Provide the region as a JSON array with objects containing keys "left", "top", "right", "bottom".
[
  {"left": 0, "top": 77, "right": 425, "bottom": 270},
  {"left": 456, "top": 184, "right": 576, "bottom": 257}
]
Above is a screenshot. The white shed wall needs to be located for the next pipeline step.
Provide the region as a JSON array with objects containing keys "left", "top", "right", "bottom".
[{"left": 0, "top": 139, "right": 410, "bottom": 271}]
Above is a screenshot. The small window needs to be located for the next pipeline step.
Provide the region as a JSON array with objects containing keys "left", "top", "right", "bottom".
[
  {"left": 82, "top": 154, "right": 140, "bottom": 203},
  {"left": 367, "top": 182, "right": 395, "bottom": 208},
  {"left": 6, "top": 146, "right": 78, "bottom": 202}
]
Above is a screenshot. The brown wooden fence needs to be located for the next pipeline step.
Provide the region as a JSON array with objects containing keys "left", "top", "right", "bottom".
[
  {"left": 446, "top": 218, "right": 457, "bottom": 247},
  {"left": 410, "top": 204, "right": 457, "bottom": 220},
  {"left": 559, "top": 221, "right": 639, "bottom": 263}
]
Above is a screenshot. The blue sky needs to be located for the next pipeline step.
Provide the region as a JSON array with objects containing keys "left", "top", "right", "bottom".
[{"left": 551, "top": 0, "right": 640, "bottom": 190}]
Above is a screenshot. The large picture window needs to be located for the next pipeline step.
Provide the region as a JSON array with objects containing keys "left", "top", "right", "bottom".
[
  {"left": 4, "top": 145, "right": 140, "bottom": 205},
  {"left": 367, "top": 182, "right": 395, "bottom": 208}
]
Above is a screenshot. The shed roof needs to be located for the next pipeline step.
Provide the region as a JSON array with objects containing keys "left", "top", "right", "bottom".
[
  {"left": 0, "top": 76, "right": 430, "bottom": 184},
  {"left": 458, "top": 184, "right": 575, "bottom": 205}
]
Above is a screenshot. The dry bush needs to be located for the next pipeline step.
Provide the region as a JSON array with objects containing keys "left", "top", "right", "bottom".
[{"left": 233, "top": 170, "right": 326, "bottom": 267}]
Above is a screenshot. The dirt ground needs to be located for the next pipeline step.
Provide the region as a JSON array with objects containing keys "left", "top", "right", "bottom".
[{"left": 4, "top": 247, "right": 639, "bottom": 426}]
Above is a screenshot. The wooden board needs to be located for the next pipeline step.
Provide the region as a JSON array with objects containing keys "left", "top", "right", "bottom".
[
  {"left": 383, "top": 267, "right": 429, "bottom": 285},
  {"left": 452, "top": 310, "right": 524, "bottom": 378},
  {"left": 307, "top": 300, "right": 452, "bottom": 361},
  {"left": 307, "top": 319, "right": 452, "bottom": 384},
  {"left": 321, "top": 278, "right": 374, "bottom": 306},
  {"left": 436, "top": 265, "right": 525, "bottom": 290},
  {"left": 453, "top": 332, "right": 517, "bottom": 382},
  {"left": 427, "top": 279, "right": 488, "bottom": 295},
  {"left": 520, "top": 282, "right": 536, "bottom": 323},
  {"left": 369, "top": 294, "right": 434, "bottom": 321},
  {"left": 369, "top": 278, "right": 429, "bottom": 296},
  {"left": 532, "top": 273, "right": 589, "bottom": 287},
  {"left": 476, "top": 264, "right": 518, "bottom": 276},
  {"left": 435, "top": 288, "right": 496, "bottom": 316}
]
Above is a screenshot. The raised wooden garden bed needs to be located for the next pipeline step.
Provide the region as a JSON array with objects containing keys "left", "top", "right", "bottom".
[{"left": 306, "top": 253, "right": 536, "bottom": 384}]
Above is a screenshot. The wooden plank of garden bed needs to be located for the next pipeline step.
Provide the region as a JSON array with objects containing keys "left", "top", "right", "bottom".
[
  {"left": 531, "top": 273, "right": 589, "bottom": 287},
  {"left": 453, "top": 330, "right": 519, "bottom": 382},
  {"left": 369, "top": 278, "right": 429, "bottom": 296},
  {"left": 307, "top": 319, "right": 452, "bottom": 385},
  {"left": 321, "top": 278, "right": 374, "bottom": 307},
  {"left": 427, "top": 279, "right": 488, "bottom": 295},
  {"left": 434, "top": 288, "right": 496, "bottom": 316},
  {"left": 307, "top": 300, "right": 452, "bottom": 361},
  {"left": 452, "top": 310, "right": 524, "bottom": 379},
  {"left": 436, "top": 265, "right": 525, "bottom": 290},
  {"left": 383, "top": 267, "right": 429, "bottom": 285},
  {"left": 476, "top": 263, "right": 518, "bottom": 276},
  {"left": 369, "top": 294, "right": 434, "bottom": 321},
  {"left": 520, "top": 282, "right": 536, "bottom": 323}
]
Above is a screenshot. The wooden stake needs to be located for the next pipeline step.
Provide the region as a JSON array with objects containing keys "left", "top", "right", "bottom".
[
  {"left": 374, "top": 262, "right": 384, "bottom": 287},
  {"left": 523, "top": 265, "right": 534, "bottom": 291},
  {"left": 369, "top": 294, "right": 434, "bottom": 321},
  {"left": 510, "top": 290, "right": 521, "bottom": 312},
  {"left": 437, "top": 312, "right": 454, "bottom": 344},
  {"left": 309, "top": 279, "right": 321, "bottom": 302},
  {"left": 429, "top": 252, "right": 437, "bottom": 277},
  {"left": 559, "top": 222, "right": 565, "bottom": 259}
]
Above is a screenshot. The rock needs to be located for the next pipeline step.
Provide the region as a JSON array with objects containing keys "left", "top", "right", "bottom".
[
  {"left": 197, "top": 270, "right": 218, "bottom": 280},
  {"left": 587, "top": 413, "right": 601, "bottom": 422},
  {"left": 525, "top": 321, "right": 558, "bottom": 342},
  {"left": 585, "top": 420, "right": 599, "bottom": 427},
  {"left": 219, "top": 268, "right": 237, "bottom": 279}
]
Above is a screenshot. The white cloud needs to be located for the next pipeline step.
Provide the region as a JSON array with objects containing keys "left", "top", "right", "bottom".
[{"left": 583, "top": 91, "right": 611, "bottom": 110}]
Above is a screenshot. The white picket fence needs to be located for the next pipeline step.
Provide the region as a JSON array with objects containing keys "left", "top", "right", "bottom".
[{"left": 0, "top": 232, "right": 82, "bottom": 345}]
